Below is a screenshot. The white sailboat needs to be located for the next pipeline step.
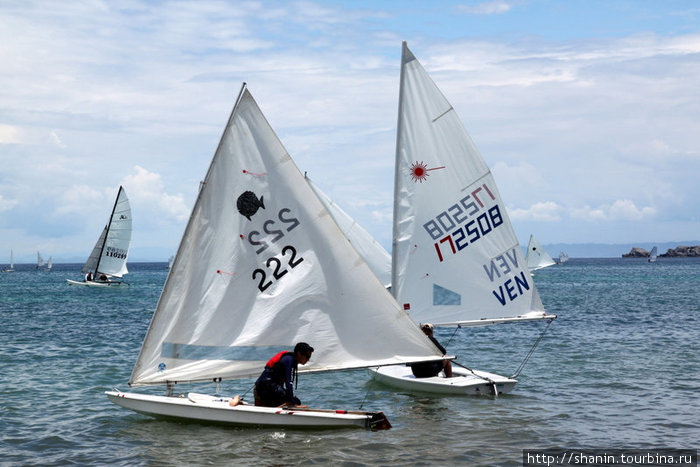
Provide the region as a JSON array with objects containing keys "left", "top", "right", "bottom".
[
  {"left": 66, "top": 186, "right": 132, "bottom": 287},
  {"left": 558, "top": 251, "right": 569, "bottom": 264},
  {"left": 107, "top": 85, "right": 445, "bottom": 429},
  {"left": 36, "top": 252, "right": 45, "bottom": 270},
  {"left": 648, "top": 246, "right": 658, "bottom": 263},
  {"left": 306, "top": 176, "right": 392, "bottom": 288},
  {"left": 525, "top": 235, "right": 556, "bottom": 272},
  {"left": 2, "top": 249, "right": 14, "bottom": 272},
  {"left": 370, "top": 42, "right": 556, "bottom": 395},
  {"left": 46, "top": 256, "right": 53, "bottom": 271}
]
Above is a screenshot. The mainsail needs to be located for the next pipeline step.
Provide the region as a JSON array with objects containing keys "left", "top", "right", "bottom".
[
  {"left": 392, "top": 42, "right": 552, "bottom": 327},
  {"left": 81, "top": 186, "right": 132, "bottom": 278},
  {"left": 525, "top": 235, "right": 556, "bottom": 271},
  {"left": 129, "top": 85, "right": 442, "bottom": 387}
]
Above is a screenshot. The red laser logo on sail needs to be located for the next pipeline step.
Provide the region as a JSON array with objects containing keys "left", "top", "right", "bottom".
[{"left": 409, "top": 161, "right": 445, "bottom": 183}]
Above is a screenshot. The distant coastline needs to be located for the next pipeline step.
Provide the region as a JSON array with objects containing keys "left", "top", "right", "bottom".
[
  {"left": 5, "top": 241, "right": 700, "bottom": 263},
  {"left": 622, "top": 245, "right": 700, "bottom": 258}
]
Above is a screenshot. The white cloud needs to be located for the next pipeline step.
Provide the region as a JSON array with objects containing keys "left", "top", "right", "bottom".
[
  {"left": 122, "top": 166, "right": 190, "bottom": 223},
  {"left": 569, "top": 200, "right": 656, "bottom": 222},
  {"left": 457, "top": 1, "right": 512, "bottom": 15},
  {"left": 510, "top": 201, "right": 562, "bottom": 222},
  {"left": 0, "top": 125, "right": 21, "bottom": 144},
  {"left": 54, "top": 185, "right": 103, "bottom": 217},
  {"left": 0, "top": 195, "right": 18, "bottom": 212},
  {"left": 609, "top": 199, "right": 656, "bottom": 221}
]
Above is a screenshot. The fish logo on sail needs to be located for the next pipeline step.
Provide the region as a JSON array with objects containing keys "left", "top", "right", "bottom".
[{"left": 237, "top": 191, "right": 265, "bottom": 220}]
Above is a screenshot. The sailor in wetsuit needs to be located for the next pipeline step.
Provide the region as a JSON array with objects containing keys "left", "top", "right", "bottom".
[
  {"left": 254, "top": 342, "right": 314, "bottom": 407},
  {"left": 410, "top": 323, "right": 453, "bottom": 378}
]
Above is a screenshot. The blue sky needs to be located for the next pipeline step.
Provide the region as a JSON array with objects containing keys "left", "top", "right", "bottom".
[{"left": 1, "top": 0, "right": 698, "bottom": 262}]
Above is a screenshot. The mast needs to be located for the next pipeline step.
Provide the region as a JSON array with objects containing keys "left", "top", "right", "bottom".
[
  {"left": 391, "top": 41, "right": 410, "bottom": 297},
  {"left": 94, "top": 186, "right": 124, "bottom": 276}
]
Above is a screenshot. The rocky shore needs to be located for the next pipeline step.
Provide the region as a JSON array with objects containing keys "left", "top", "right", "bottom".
[{"left": 622, "top": 245, "right": 700, "bottom": 258}]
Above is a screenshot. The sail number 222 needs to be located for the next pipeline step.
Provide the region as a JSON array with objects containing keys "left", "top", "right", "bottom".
[
  {"left": 253, "top": 245, "right": 304, "bottom": 293},
  {"left": 247, "top": 207, "right": 305, "bottom": 293}
]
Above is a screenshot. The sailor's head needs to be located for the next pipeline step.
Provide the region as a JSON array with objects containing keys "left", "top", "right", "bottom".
[
  {"left": 421, "top": 323, "right": 434, "bottom": 335},
  {"left": 294, "top": 342, "right": 314, "bottom": 365}
]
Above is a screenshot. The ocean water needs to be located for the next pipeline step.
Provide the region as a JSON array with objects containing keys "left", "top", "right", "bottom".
[{"left": 1, "top": 258, "right": 698, "bottom": 466}]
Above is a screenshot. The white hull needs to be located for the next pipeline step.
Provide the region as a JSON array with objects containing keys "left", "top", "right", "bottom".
[
  {"left": 66, "top": 279, "right": 126, "bottom": 287},
  {"left": 106, "top": 391, "right": 390, "bottom": 430},
  {"left": 369, "top": 365, "right": 516, "bottom": 395}
]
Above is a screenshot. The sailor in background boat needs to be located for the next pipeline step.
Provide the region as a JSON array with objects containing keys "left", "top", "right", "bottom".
[
  {"left": 410, "top": 324, "right": 453, "bottom": 378},
  {"left": 254, "top": 342, "right": 314, "bottom": 407},
  {"left": 85, "top": 272, "right": 93, "bottom": 282}
]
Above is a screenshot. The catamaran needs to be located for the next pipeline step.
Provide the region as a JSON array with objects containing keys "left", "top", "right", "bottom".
[
  {"left": 66, "top": 186, "right": 132, "bottom": 287},
  {"left": 367, "top": 42, "right": 556, "bottom": 395},
  {"left": 106, "top": 84, "right": 446, "bottom": 429}
]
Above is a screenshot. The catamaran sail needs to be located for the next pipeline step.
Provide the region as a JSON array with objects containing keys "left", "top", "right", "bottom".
[
  {"left": 108, "top": 85, "right": 444, "bottom": 429},
  {"left": 307, "top": 176, "right": 391, "bottom": 288},
  {"left": 525, "top": 235, "right": 556, "bottom": 272},
  {"left": 67, "top": 186, "right": 132, "bottom": 287},
  {"left": 370, "top": 42, "right": 555, "bottom": 394}
]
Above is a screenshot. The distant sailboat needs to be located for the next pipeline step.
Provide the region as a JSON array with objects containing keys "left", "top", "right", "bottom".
[
  {"left": 2, "top": 250, "right": 14, "bottom": 272},
  {"left": 525, "top": 235, "right": 556, "bottom": 272},
  {"left": 36, "top": 252, "right": 45, "bottom": 270},
  {"left": 46, "top": 256, "right": 53, "bottom": 271},
  {"left": 66, "top": 186, "right": 132, "bottom": 287},
  {"left": 106, "top": 84, "right": 443, "bottom": 429},
  {"left": 648, "top": 246, "right": 658, "bottom": 263},
  {"left": 367, "top": 42, "right": 556, "bottom": 395},
  {"left": 558, "top": 251, "right": 569, "bottom": 265},
  {"left": 166, "top": 255, "right": 174, "bottom": 270}
]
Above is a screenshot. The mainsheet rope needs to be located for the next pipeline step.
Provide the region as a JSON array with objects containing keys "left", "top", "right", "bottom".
[{"left": 511, "top": 318, "right": 554, "bottom": 378}]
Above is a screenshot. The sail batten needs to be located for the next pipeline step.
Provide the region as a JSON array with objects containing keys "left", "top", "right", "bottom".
[
  {"left": 129, "top": 85, "right": 442, "bottom": 387},
  {"left": 393, "top": 42, "right": 549, "bottom": 325}
]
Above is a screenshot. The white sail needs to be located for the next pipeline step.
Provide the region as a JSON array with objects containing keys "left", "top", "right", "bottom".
[
  {"left": 392, "top": 42, "right": 551, "bottom": 327},
  {"left": 37, "top": 252, "right": 44, "bottom": 269},
  {"left": 525, "top": 235, "right": 556, "bottom": 271},
  {"left": 558, "top": 251, "right": 569, "bottom": 264},
  {"left": 46, "top": 257, "right": 53, "bottom": 270},
  {"left": 649, "top": 246, "right": 658, "bottom": 262},
  {"left": 307, "top": 177, "right": 392, "bottom": 287},
  {"left": 129, "top": 85, "right": 442, "bottom": 387},
  {"left": 81, "top": 186, "right": 132, "bottom": 278},
  {"left": 2, "top": 250, "right": 14, "bottom": 272}
]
